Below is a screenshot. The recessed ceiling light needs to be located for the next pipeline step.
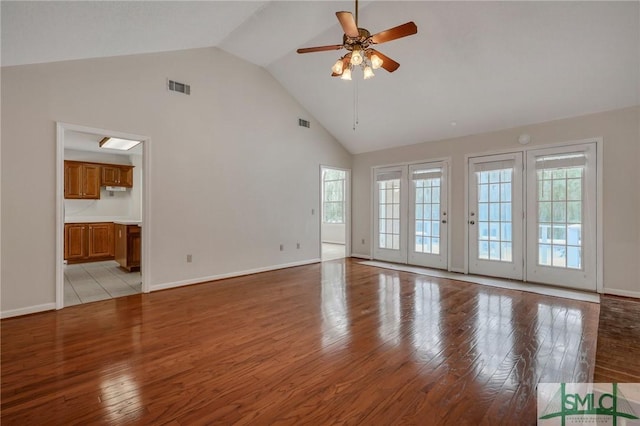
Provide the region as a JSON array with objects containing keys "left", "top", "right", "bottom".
[
  {"left": 450, "top": 121, "right": 457, "bottom": 127},
  {"left": 99, "top": 137, "right": 142, "bottom": 151}
]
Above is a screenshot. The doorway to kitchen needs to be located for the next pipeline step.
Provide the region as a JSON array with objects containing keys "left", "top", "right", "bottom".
[
  {"left": 320, "top": 166, "right": 350, "bottom": 261},
  {"left": 56, "top": 123, "right": 150, "bottom": 309}
]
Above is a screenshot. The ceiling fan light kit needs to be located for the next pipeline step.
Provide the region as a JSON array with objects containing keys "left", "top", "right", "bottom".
[{"left": 296, "top": 0, "right": 418, "bottom": 80}]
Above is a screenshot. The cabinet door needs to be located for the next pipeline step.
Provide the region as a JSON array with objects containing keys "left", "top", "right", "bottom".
[
  {"left": 64, "top": 162, "right": 83, "bottom": 199},
  {"left": 101, "top": 165, "right": 120, "bottom": 186},
  {"left": 65, "top": 224, "right": 86, "bottom": 260},
  {"left": 83, "top": 165, "right": 101, "bottom": 199},
  {"left": 119, "top": 166, "right": 134, "bottom": 187},
  {"left": 88, "top": 223, "right": 113, "bottom": 258},
  {"left": 128, "top": 227, "right": 141, "bottom": 268}
]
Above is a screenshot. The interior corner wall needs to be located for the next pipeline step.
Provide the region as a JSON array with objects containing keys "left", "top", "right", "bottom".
[
  {"left": 0, "top": 47, "right": 351, "bottom": 314},
  {"left": 352, "top": 106, "right": 640, "bottom": 296}
]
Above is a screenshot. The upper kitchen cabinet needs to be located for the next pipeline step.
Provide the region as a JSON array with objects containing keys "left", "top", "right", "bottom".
[
  {"left": 64, "top": 161, "right": 100, "bottom": 199},
  {"left": 101, "top": 164, "right": 133, "bottom": 187}
]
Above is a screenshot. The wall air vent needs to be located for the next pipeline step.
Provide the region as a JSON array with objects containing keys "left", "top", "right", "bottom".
[
  {"left": 298, "top": 118, "right": 311, "bottom": 128},
  {"left": 168, "top": 79, "right": 190, "bottom": 95}
]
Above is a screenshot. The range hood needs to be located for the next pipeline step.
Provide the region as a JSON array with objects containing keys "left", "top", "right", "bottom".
[{"left": 105, "top": 186, "right": 128, "bottom": 192}]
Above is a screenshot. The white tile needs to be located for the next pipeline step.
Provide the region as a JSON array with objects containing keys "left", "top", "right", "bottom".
[
  {"left": 62, "top": 261, "right": 141, "bottom": 306},
  {"left": 79, "top": 293, "right": 112, "bottom": 304},
  {"left": 73, "top": 283, "right": 109, "bottom": 299},
  {"left": 108, "top": 288, "right": 138, "bottom": 298}
]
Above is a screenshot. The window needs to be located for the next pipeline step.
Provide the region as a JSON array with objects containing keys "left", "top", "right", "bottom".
[
  {"left": 476, "top": 168, "right": 513, "bottom": 262},
  {"left": 323, "top": 169, "right": 346, "bottom": 224},
  {"left": 535, "top": 154, "right": 586, "bottom": 269}
]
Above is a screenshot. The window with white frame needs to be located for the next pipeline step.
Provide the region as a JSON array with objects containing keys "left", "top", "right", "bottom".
[{"left": 323, "top": 169, "right": 346, "bottom": 224}]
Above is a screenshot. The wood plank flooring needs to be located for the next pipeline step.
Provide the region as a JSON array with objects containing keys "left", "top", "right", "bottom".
[
  {"left": 594, "top": 294, "right": 640, "bottom": 383},
  {"left": 0, "top": 259, "right": 606, "bottom": 424}
]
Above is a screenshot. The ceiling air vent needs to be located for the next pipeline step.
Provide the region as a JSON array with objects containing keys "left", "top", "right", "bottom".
[
  {"left": 298, "top": 118, "right": 310, "bottom": 128},
  {"left": 168, "top": 79, "right": 190, "bottom": 95}
]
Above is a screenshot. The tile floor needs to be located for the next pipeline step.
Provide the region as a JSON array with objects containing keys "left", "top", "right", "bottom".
[
  {"left": 322, "top": 243, "right": 346, "bottom": 261},
  {"left": 64, "top": 260, "right": 142, "bottom": 306}
]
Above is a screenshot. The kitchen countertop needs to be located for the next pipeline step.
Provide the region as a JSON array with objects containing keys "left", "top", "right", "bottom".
[{"left": 65, "top": 218, "right": 141, "bottom": 226}]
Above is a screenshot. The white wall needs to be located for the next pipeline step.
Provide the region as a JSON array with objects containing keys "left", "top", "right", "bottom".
[
  {"left": 321, "top": 223, "right": 345, "bottom": 245},
  {"left": 352, "top": 106, "right": 640, "bottom": 296},
  {"left": 64, "top": 149, "right": 141, "bottom": 222},
  {"left": 1, "top": 47, "right": 351, "bottom": 314}
]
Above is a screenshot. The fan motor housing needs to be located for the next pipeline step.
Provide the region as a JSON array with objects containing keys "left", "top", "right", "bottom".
[{"left": 343, "top": 28, "right": 372, "bottom": 51}]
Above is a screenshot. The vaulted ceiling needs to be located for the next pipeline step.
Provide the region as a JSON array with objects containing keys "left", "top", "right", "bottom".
[{"left": 2, "top": 1, "right": 638, "bottom": 154}]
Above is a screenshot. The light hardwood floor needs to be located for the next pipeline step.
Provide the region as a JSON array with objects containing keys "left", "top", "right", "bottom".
[{"left": 2, "top": 258, "right": 635, "bottom": 424}]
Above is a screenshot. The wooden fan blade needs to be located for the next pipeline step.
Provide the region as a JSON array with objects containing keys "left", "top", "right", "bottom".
[
  {"left": 336, "top": 11, "right": 359, "bottom": 38},
  {"left": 370, "top": 21, "right": 418, "bottom": 44},
  {"left": 297, "top": 44, "right": 344, "bottom": 54},
  {"left": 369, "top": 49, "right": 400, "bottom": 72},
  {"left": 331, "top": 54, "right": 352, "bottom": 77}
]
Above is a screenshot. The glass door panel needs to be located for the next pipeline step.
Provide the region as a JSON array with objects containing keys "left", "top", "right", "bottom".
[
  {"left": 526, "top": 144, "right": 596, "bottom": 290},
  {"left": 468, "top": 153, "right": 523, "bottom": 280},
  {"left": 408, "top": 162, "right": 448, "bottom": 269},
  {"left": 373, "top": 166, "right": 407, "bottom": 263}
]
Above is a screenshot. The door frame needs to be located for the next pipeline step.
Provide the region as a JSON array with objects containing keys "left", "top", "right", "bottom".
[
  {"left": 319, "top": 165, "right": 351, "bottom": 260},
  {"left": 463, "top": 137, "right": 603, "bottom": 293},
  {"left": 370, "top": 157, "right": 452, "bottom": 269},
  {"left": 56, "top": 122, "right": 151, "bottom": 309}
]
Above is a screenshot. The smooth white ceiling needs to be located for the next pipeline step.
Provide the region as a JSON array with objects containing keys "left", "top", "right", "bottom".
[{"left": 3, "top": 1, "right": 639, "bottom": 154}]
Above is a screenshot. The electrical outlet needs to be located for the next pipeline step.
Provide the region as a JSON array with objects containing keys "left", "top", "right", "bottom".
[
  {"left": 186, "top": 254, "right": 192, "bottom": 263},
  {"left": 296, "top": 242, "right": 300, "bottom": 249},
  {"left": 280, "top": 244, "right": 284, "bottom": 251}
]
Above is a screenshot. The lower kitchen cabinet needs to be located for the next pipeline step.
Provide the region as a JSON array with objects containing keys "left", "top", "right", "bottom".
[
  {"left": 115, "top": 224, "right": 141, "bottom": 272},
  {"left": 64, "top": 222, "right": 115, "bottom": 263}
]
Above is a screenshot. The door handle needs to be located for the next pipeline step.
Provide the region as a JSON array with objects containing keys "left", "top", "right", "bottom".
[
  {"left": 442, "top": 220, "right": 447, "bottom": 224},
  {"left": 469, "top": 221, "right": 475, "bottom": 225}
]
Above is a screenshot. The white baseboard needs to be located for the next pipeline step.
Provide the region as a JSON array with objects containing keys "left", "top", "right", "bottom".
[
  {"left": 1, "top": 302, "right": 56, "bottom": 319},
  {"left": 449, "top": 267, "right": 466, "bottom": 274},
  {"left": 603, "top": 288, "right": 640, "bottom": 299},
  {"left": 350, "top": 253, "right": 371, "bottom": 260},
  {"left": 150, "top": 258, "right": 321, "bottom": 292},
  {"left": 322, "top": 240, "right": 346, "bottom": 245}
]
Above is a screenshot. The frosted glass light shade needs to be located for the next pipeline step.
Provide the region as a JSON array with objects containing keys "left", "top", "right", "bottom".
[
  {"left": 99, "top": 137, "right": 141, "bottom": 151},
  {"left": 371, "top": 54, "right": 383, "bottom": 69}
]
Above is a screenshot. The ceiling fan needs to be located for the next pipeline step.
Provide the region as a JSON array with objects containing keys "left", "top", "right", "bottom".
[{"left": 296, "top": 0, "right": 417, "bottom": 80}]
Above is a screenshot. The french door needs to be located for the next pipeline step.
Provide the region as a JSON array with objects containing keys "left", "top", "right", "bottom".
[
  {"left": 467, "top": 143, "right": 598, "bottom": 291},
  {"left": 526, "top": 144, "right": 597, "bottom": 291},
  {"left": 373, "top": 166, "right": 407, "bottom": 263},
  {"left": 373, "top": 161, "right": 449, "bottom": 269},
  {"left": 468, "top": 153, "right": 524, "bottom": 280},
  {"left": 408, "top": 162, "right": 448, "bottom": 268}
]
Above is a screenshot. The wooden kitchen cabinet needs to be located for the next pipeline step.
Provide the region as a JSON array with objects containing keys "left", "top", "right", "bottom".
[
  {"left": 64, "top": 222, "right": 114, "bottom": 263},
  {"left": 115, "top": 224, "right": 141, "bottom": 272},
  {"left": 64, "top": 161, "right": 101, "bottom": 199},
  {"left": 64, "top": 224, "right": 86, "bottom": 261},
  {"left": 101, "top": 165, "right": 133, "bottom": 187}
]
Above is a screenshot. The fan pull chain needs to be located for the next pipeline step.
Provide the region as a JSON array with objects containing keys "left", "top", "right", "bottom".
[{"left": 353, "top": 77, "right": 359, "bottom": 131}]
